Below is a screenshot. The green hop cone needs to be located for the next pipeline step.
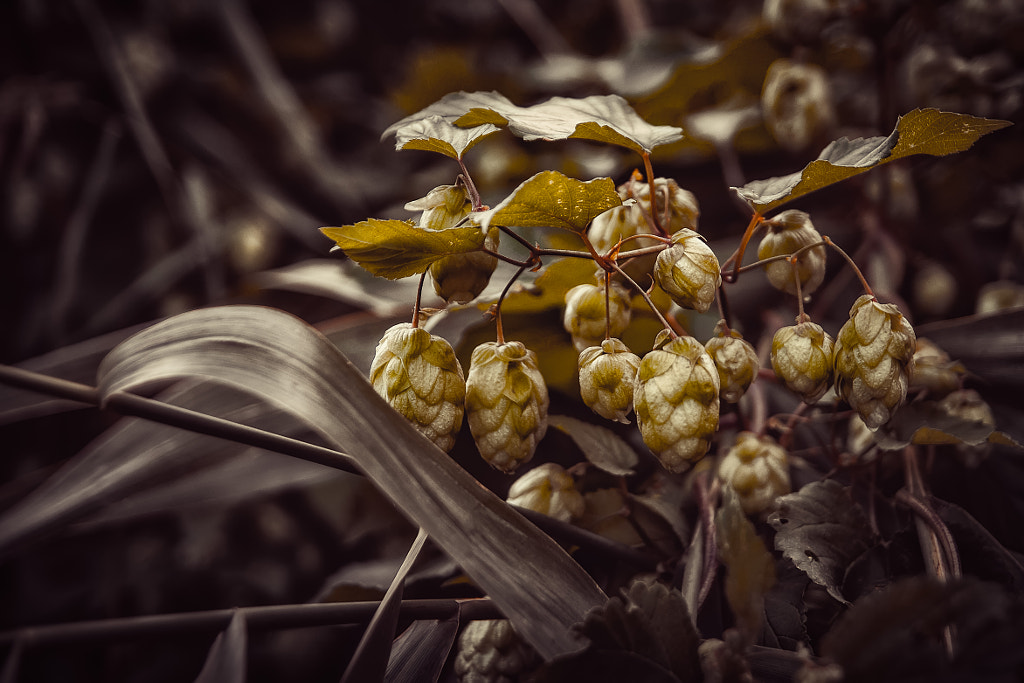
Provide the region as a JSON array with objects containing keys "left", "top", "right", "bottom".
[
  {"left": 406, "top": 184, "right": 498, "bottom": 304},
  {"left": 454, "top": 619, "right": 539, "bottom": 683},
  {"left": 578, "top": 338, "right": 642, "bottom": 424},
  {"left": 563, "top": 280, "right": 632, "bottom": 352},
  {"left": 705, "top": 320, "right": 759, "bottom": 404},
  {"left": 633, "top": 177, "right": 700, "bottom": 234},
  {"left": 834, "top": 295, "right": 917, "bottom": 430},
  {"left": 757, "top": 210, "right": 827, "bottom": 296},
  {"left": 717, "top": 432, "right": 791, "bottom": 515},
  {"left": 369, "top": 323, "right": 466, "bottom": 452},
  {"left": 634, "top": 336, "right": 720, "bottom": 473},
  {"left": 771, "top": 320, "right": 835, "bottom": 403},
  {"left": 654, "top": 228, "right": 722, "bottom": 313},
  {"left": 465, "top": 341, "right": 549, "bottom": 473},
  {"left": 506, "top": 462, "right": 584, "bottom": 522}
]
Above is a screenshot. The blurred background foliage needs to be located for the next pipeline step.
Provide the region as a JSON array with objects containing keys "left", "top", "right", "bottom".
[{"left": 2, "top": 0, "right": 1024, "bottom": 681}]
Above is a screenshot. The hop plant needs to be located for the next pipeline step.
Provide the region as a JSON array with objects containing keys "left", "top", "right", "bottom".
[
  {"left": 762, "top": 58, "right": 836, "bottom": 151},
  {"left": 654, "top": 228, "right": 722, "bottom": 313},
  {"left": 717, "top": 432, "right": 791, "bottom": 515},
  {"left": 834, "top": 295, "right": 917, "bottom": 430},
  {"left": 757, "top": 210, "right": 827, "bottom": 296},
  {"left": 578, "top": 337, "right": 642, "bottom": 423},
  {"left": 563, "top": 280, "right": 632, "bottom": 352},
  {"left": 453, "top": 619, "right": 538, "bottom": 683},
  {"left": 771, "top": 320, "right": 835, "bottom": 403},
  {"left": 634, "top": 336, "right": 721, "bottom": 472},
  {"left": 633, "top": 177, "right": 700, "bottom": 234},
  {"left": 465, "top": 341, "right": 549, "bottom": 473},
  {"left": 369, "top": 323, "right": 466, "bottom": 452},
  {"left": 909, "top": 337, "right": 964, "bottom": 397},
  {"left": 506, "top": 463, "right": 584, "bottom": 522},
  {"left": 705, "top": 320, "right": 759, "bottom": 404}
]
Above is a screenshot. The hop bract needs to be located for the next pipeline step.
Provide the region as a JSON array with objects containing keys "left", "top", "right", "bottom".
[
  {"left": 465, "top": 341, "right": 549, "bottom": 473},
  {"left": 771, "top": 320, "right": 835, "bottom": 403},
  {"left": 717, "top": 432, "right": 791, "bottom": 515},
  {"left": 506, "top": 463, "right": 584, "bottom": 522},
  {"left": 757, "top": 210, "right": 826, "bottom": 296},
  {"left": 633, "top": 177, "right": 700, "bottom": 234},
  {"left": 369, "top": 323, "right": 466, "bottom": 452},
  {"left": 654, "top": 228, "right": 722, "bottom": 313},
  {"left": 634, "top": 336, "right": 720, "bottom": 472},
  {"left": 563, "top": 280, "right": 632, "bottom": 352},
  {"left": 454, "top": 619, "right": 538, "bottom": 683},
  {"left": 834, "top": 295, "right": 917, "bottom": 430},
  {"left": 578, "top": 338, "right": 642, "bottom": 423},
  {"left": 705, "top": 321, "right": 759, "bottom": 404}
]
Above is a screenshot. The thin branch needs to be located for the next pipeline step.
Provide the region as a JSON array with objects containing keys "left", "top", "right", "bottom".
[{"left": 0, "top": 598, "right": 501, "bottom": 648}]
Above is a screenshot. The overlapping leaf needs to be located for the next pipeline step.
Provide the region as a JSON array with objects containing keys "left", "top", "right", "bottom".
[
  {"left": 548, "top": 415, "right": 638, "bottom": 476},
  {"left": 381, "top": 91, "right": 517, "bottom": 139},
  {"left": 321, "top": 219, "right": 485, "bottom": 280},
  {"left": 95, "top": 307, "right": 605, "bottom": 660},
  {"left": 734, "top": 109, "right": 1012, "bottom": 213},
  {"left": 717, "top": 488, "right": 776, "bottom": 638},
  {"left": 391, "top": 115, "right": 500, "bottom": 160},
  {"left": 478, "top": 171, "right": 621, "bottom": 233},
  {"left": 873, "top": 400, "right": 1022, "bottom": 451}
]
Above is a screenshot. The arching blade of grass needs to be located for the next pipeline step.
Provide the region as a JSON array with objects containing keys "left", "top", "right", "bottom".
[{"left": 95, "top": 305, "right": 606, "bottom": 660}]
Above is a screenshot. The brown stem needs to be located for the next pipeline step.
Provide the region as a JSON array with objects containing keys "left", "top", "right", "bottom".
[
  {"left": 458, "top": 158, "right": 484, "bottom": 211},
  {"left": 411, "top": 271, "right": 428, "bottom": 328},
  {"left": 609, "top": 262, "right": 677, "bottom": 340},
  {"left": 641, "top": 152, "right": 665, "bottom": 236},
  {"left": 722, "top": 213, "right": 764, "bottom": 283},
  {"left": 494, "top": 263, "right": 531, "bottom": 344},
  {"left": 791, "top": 256, "right": 807, "bottom": 323},
  {"left": 823, "top": 235, "right": 875, "bottom": 298}
]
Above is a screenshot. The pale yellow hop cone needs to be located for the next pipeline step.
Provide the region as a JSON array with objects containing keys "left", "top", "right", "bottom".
[
  {"left": 369, "top": 323, "right": 466, "bottom": 452},
  {"left": 578, "top": 338, "right": 642, "bottom": 424},
  {"left": 757, "top": 209, "right": 827, "bottom": 296},
  {"left": 771, "top": 320, "right": 835, "bottom": 403},
  {"left": 834, "top": 295, "right": 917, "bottom": 429},
  {"left": 634, "top": 336, "right": 720, "bottom": 473},
  {"left": 563, "top": 280, "right": 632, "bottom": 352},
  {"left": 454, "top": 619, "right": 538, "bottom": 683},
  {"left": 705, "top": 320, "right": 759, "bottom": 404},
  {"left": 465, "top": 341, "right": 550, "bottom": 473},
  {"left": 633, "top": 177, "right": 700, "bottom": 234},
  {"left": 405, "top": 183, "right": 498, "bottom": 303},
  {"left": 654, "top": 228, "right": 722, "bottom": 313},
  {"left": 506, "top": 463, "right": 584, "bottom": 523},
  {"left": 717, "top": 432, "right": 791, "bottom": 516}
]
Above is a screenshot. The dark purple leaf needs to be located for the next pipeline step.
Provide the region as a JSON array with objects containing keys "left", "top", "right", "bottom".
[
  {"left": 385, "top": 613, "right": 459, "bottom": 683},
  {"left": 194, "top": 610, "right": 247, "bottom": 683}
]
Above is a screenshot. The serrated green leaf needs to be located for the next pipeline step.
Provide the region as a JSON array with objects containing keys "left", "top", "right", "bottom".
[
  {"left": 734, "top": 109, "right": 1012, "bottom": 213},
  {"left": 548, "top": 415, "right": 638, "bottom": 476},
  {"left": 321, "top": 220, "right": 485, "bottom": 280},
  {"left": 479, "top": 171, "right": 621, "bottom": 233},
  {"left": 393, "top": 115, "right": 500, "bottom": 160}
]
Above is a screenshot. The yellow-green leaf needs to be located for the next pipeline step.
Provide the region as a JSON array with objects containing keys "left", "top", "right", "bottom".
[
  {"left": 393, "top": 115, "right": 500, "bottom": 160},
  {"left": 734, "top": 109, "right": 1012, "bottom": 213},
  {"left": 479, "top": 171, "right": 622, "bottom": 233},
  {"left": 321, "top": 219, "right": 486, "bottom": 280}
]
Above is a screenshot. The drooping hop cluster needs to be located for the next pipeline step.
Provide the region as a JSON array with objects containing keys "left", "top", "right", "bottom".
[
  {"left": 453, "top": 619, "right": 538, "bottom": 683},
  {"left": 757, "top": 209, "right": 827, "bottom": 296},
  {"left": 705, "top": 320, "right": 759, "bottom": 404},
  {"left": 771, "top": 320, "right": 835, "bottom": 403},
  {"left": 562, "top": 280, "right": 632, "bottom": 352},
  {"left": 465, "top": 341, "right": 549, "bottom": 473},
  {"left": 654, "top": 228, "right": 722, "bottom": 313},
  {"left": 717, "top": 432, "right": 791, "bottom": 515},
  {"left": 834, "top": 295, "right": 917, "bottom": 429},
  {"left": 578, "top": 337, "right": 642, "bottom": 424},
  {"left": 369, "top": 323, "right": 466, "bottom": 452},
  {"left": 506, "top": 462, "right": 584, "bottom": 522},
  {"left": 406, "top": 184, "right": 497, "bottom": 303},
  {"left": 634, "top": 336, "right": 720, "bottom": 472}
]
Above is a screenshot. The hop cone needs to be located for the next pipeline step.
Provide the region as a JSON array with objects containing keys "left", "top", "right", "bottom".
[
  {"left": 563, "top": 280, "right": 632, "bottom": 352},
  {"left": 578, "top": 338, "right": 642, "bottom": 423},
  {"left": 834, "top": 295, "right": 917, "bottom": 429},
  {"left": 705, "top": 321, "right": 759, "bottom": 403},
  {"left": 654, "top": 228, "right": 722, "bottom": 313},
  {"left": 506, "top": 463, "right": 584, "bottom": 522},
  {"left": 909, "top": 337, "right": 964, "bottom": 397},
  {"left": 717, "top": 432, "right": 791, "bottom": 515},
  {"left": 771, "top": 321, "right": 835, "bottom": 403},
  {"left": 633, "top": 177, "right": 700, "bottom": 234},
  {"left": 589, "top": 201, "right": 657, "bottom": 281},
  {"left": 369, "top": 323, "right": 466, "bottom": 452},
  {"left": 634, "top": 336, "right": 720, "bottom": 472},
  {"left": 453, "top": 619, "right": 538, "bottom": 683},
  {"left": 757, "top": 210, "right": 826, "bottom": 296},
  {"left": 466, "top": 341, "right": 549, "bottom": 473}
]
